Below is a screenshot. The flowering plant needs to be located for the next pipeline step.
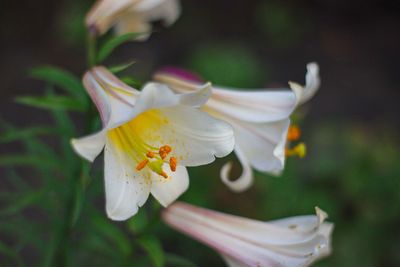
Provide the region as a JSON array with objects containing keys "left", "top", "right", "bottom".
[{"left": 0, "top": 1, "right": 336, "bottom": 266}]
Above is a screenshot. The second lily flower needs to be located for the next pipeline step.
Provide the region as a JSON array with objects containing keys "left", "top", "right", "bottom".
[
  {"left": 71, "top": 66, "right": 234, "bottom": 220},
  {"left": 154, "top": 63, "right": 320, "bottom": 192}
]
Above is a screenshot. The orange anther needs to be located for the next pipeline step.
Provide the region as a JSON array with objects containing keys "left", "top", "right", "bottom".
[
  {"left": 159, "top": 171, "right": 168, "bottom": 179},
  {"left": 287, "top": 125, "right": 301, "bottom": 141},
  {"left": 163, "top": 145, "right": 172, "bottom": 153},
  {"left": 169, "top": 157, "right": 177, "bottom": 172},
  {"left": 146, "top": 151, "right": 155, "bottom": 158},
  {"left": 159, "top": 145, "right": 172, "bottom": 159},
  {"left": 136, "top": 159, "right": 149, "bottom": 171}
]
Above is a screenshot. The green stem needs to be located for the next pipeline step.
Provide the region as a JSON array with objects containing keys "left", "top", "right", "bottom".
[
  {"left": 87, "top": 33, "right": 97, "bottom": 67},
  {"left": 47, "top": 34, "right": 98, "bottom": 267}
]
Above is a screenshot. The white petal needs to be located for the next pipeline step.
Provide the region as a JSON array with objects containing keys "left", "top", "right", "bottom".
[
  {"left": 206, "top": 88, "right": 297, "bottom": 123},
  {"left": 151, "top": 164, "right": 189, "bottom": 207},
  {"left": 115, "top": 13, "right": 152, "bottom": 40},
  {"left": 232, "top": 119, "right": 290, "bottom": 175},
  {"left": 177, "top": 82, "right": 212, "bottom": 107},
  {"left": 83, "top": 67, "right": 139, "bottom": 127},
  {"left": 70, "top": 130, "right": 107, "bottom": 162},
  {"left": 134, "top": 0, "right": 181, "bottom": 26},
  {"left": 86, "top": 0, "right": 134, "bottom": 34},
  {"left": 115, "top": 0, "right": 180, "bottom": 38},
  {"left": 158, "top": 105, "right": 235, "bottom": 166},
  {"left": 154, "top": 69, "right": 298, "bottom": 123},
  {"left": 163, "top": 202, "right": 333, "bottom": 267},
  {"left": 104, "top": 138, "right": 151, "bottom": 221},
  {"left": 220, "top": 145, "right": 254, "bottom": 193},
  {"left": 289, "top": 63, "right": 320, "bottom": 105}
]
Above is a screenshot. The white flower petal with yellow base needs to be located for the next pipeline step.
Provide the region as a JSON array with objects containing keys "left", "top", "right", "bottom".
[
  {"left": 154, "top": 63, "right": 320, "bottom": 192},
  {"left": 162, "top": 202, "right": 334, "bottom": 267},
  {"left": 86, "top": 0, "right": 180, "bottom": 39},
  {"left": 71, "top": 66, "right": 234, "bottom": 220}
]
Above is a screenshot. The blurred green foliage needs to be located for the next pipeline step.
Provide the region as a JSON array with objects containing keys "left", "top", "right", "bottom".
[{"left": 186, "top": 43, "right": 266, "bottom": 88}]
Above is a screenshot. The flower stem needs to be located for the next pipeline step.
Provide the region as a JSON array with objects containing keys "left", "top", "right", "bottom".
[{"left": 87, "top": 33, "right": 97, "bottom": 67}]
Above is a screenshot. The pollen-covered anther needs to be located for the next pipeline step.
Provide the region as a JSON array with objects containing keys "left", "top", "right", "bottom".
[
  {"left": 169, "top": 157, "right": 177, "bottom": 172},
  {"left": 136, "top": 159, "right": 149, "bottom": 171},
  {"left": 146, "top": 151, "right": 155, "bottom": 158},
  {"left": 159, "top": 145, "right": 172, "bottom": 159},
  {"left": 286, "top": 142, "right": 306, "bottom": 158},
  {"left": 287, "top": 125, "right": 301, "bottom": 141}
]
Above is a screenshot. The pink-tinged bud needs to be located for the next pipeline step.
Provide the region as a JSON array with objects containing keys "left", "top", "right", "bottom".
[{"left": 162, "top": 202, "right": 333, "bottom": 267}]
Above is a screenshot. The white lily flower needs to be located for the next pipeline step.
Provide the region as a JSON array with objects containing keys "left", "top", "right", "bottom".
[
  {"left": 71, "top": 66, "right": 234, "bottom": 220},
  {"left": 153, "top": 63, "right": 320, "bottom": 192},
  {"left": 162, "top": 202, "right": 333, "bottom": 267},
  {"left": 86, "top": 0, "right": 180, "bottom": 39}
]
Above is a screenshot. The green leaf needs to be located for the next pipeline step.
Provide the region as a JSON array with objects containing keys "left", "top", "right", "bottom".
[
  {"left": 15, "top": 95, "right": 86, "bottom": 112},
  {"left": 0, "top": 240, "right": 24, "bottom": 267},
  {"left": 0, "top": 154, "right": 58, "bottom": 169},
  {"left": 120, "top": 76, "right": 143, "bottom": 89},
  {"left": 30, "top": 66, "right": 86, "bottom": 103},
  {"left": 97, "top": 32, "right": 146, "bottom": 63},
  {"left": 0, "top": 191, "right": 43, "bottom": 217},
  {"left": 137, "top": 235, "right": 165, "bottom": 267},
  {"left": 165, "top": 253, "right": 197, "bottom": 267},
  {"left": 92, "top": 215, "right": 132, "bottom": 256},
  {"left": 127, "top": 209, "right": 148, "bottom": 234},
  {"left": 109, "top": 61, "right": 136, "bottom": 74},
  {"left": 0, "top": 126, "right": 58, "bottom": 144}
]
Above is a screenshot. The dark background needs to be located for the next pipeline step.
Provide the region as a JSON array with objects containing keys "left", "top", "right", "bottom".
[{"left": 1, "top": 0, "right": 400, "bottom": 266}]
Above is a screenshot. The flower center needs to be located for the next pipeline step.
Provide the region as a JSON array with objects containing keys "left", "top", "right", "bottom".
[{"left": 108, "top": 110, "right": 178, "bottom": 178}]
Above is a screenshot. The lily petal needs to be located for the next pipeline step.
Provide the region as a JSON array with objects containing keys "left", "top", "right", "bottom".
[
  {"left": 86, "top": 0, "right": 181, "bottom": 37},
  {"left": 83, "top": 66, "right": 139, "bottom": 127},
  {"left": 289, "top": 63, "right": 320, "bottom": 106},
  {"left": 151, "top": 164, "right": 189, "bottom": 207},
  {"left": 220, "top": 145, "right": 253, "bottom": 193},
  {"left": 162, "top": 202, "right": 333, "bottom": 267},
  {"left": 71, "top": 130, "right": 107, "bottom": 162},
  {"left": 154, "top": 71, "right": 299, "bottom": 123},
  {"left": 158, "top": 105, "right": 235, "bottom": 166},
  {"left": 104, "top": 138, "right": 151, "bottom": 221},
  {"left": 233, "top": 119, "right": 290, "bottom": 175},
  {"left": 221, "top": 119, "right": 290, "bottom": 191}
]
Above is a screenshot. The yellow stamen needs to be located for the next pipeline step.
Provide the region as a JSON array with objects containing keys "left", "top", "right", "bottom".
[
  {"left": 287, "top": 125, "right": 301, "bottom": 141},
  {"left": 107, "top": 110, "right": 178, "bottom": 178},
  {"left": 169, "top": 157, "right": 177, "bottom": 172},
  {"left": 136, "top": 159, "right": 149, "bottom": 171},
  {"left": 286, "top": 143, "right": 306, "bottom": 158}
]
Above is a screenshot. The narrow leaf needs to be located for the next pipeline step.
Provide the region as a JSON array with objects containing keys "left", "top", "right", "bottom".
[
  {"left": 0, "top": 126, "right": 58, "bottom": 144},
  {"left": 137, "top": 235, "right": 165, "bottom": 267},
  {"left": 0, "top": 191, "right": 43, "bottom": 217},
  {"left": 0, "top": 154, "right": 57, "bottom": 169},
  {"left": 165, "top": 253, "right": 198, "bottom": 267},
  {"left": 97, "top": 32, "right": 146, "bottom": 63},
  {"left": 109, "top": 61, "right": 136, "bottom": 74},
  {"left": 15, "top": 95, "right": 85, "bottom": 112},
  {"left": 30, "top": 66, "right": 86, "bottom": 102}
]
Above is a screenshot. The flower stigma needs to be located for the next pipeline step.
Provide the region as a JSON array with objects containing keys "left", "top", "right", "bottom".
[{"left": 286, "top": 142, "right": 306, "bottom": 158}]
